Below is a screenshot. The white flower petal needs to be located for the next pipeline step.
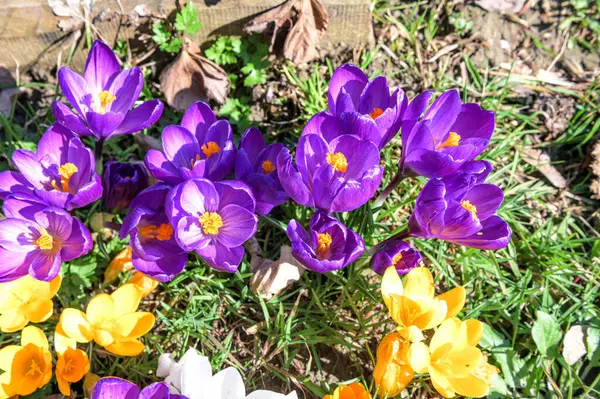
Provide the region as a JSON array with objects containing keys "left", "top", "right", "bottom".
[
  {"left": 180, "top": 348, "right": 213, "bottom": 399},
  {"left": 157, "top": 353, "right": 176, "bottom": 377},
  {"left": 210, "top": 367, "right": 246, "bottom": 399},
  {"left": 246, "top": 390, "right": 292, "bottom": 399}
]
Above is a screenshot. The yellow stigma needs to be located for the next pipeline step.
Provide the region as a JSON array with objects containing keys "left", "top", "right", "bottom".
[
  {"left": 316, "top": 232, "right": 333, "bottom": 259},
  {"left": 98, "top": 90, "right": 116, "bottom": 114},
  {"left": 191, "top": 154, "right": 201, "bottom": 169},
  {"left": 199, "top": 212, "right": 223, "bottom": 235},
  {"left": 460, "top": 200, "right": 478, "bottom": 218},
  {"left": 391, "top": 252, "right": 403, "bottom": 267},
  {"left": 369, "top": 107, "right": 384, "bottom": 120},
  {"left": 34, "top": 227, "right": 54, "bottom": 250},
  {"left": 261, "top": 160, "right": 276, "bottom": 174},
  {"left": 201, "top": 141, "right": 221, "bottom": 159},
  {"left": 435, "top": 132, "right": 461, "bottom": 150},
  {"left": 51, "top": 163, "right": 78, "bottom": 192},
  {"left": 138, "top": 224, "right": 174, "bottom": 241},
  {"left": 326, "top": 152, "right": 348, "bottom": 173},
  {"left": 26, "top": 359, "right": 43, "bottom": 376}
]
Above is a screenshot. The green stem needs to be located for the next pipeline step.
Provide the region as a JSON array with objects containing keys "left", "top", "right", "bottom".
[
  {"left": 95, "top": 138, "right": 105, "bottom": 176},
  {"left": 372, "top": 169, "right": 406, "bottom": 209}
]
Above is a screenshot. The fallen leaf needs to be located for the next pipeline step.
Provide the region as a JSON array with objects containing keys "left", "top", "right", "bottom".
[
  {"left": 250, "top": 243, "right": 304, "bottom": 300},
  {"left": 475, "top": 0, "right": 527, "bottom": 14},
  {"left": 522, "top": 147, "right": 567, "bottom": 189},
  {"left": 245, "top": 0, "right": 328, "bottom": 64},
  {"left": 48, "top": 0, "right": 94, "bottom": 31},
  {"left": 0, "top": 66, "right": 17, "bottom": 118},
  {"left": 160, "top": 41, "right": 230, "bottom": 110},
  {"left": 562, "top": 325, "right": 587, "bottom": 365}
]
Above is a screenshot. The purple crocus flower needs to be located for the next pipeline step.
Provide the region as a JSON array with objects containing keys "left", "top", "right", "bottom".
[
  {"left": 302, "top": 64, "right": 407, "bottom": 149},
  {"left": 286, "top": 212, "right": 364, "bottom": 273},
  {"left": 145, "top": 102, "right": 235, "bottom": 183},
  {"left": 371, "top": 240, "right": 422, "bottom": 275},
  {"left": 235, "top": 127, "right": 288, "bottom": 215},
  {"left": 0, "top": 123, "right": 102, "bottom": 210},
  {"left": 400, "top": 89, "right": 495, "bottom": 178},
  {"left": 277, "top": 134, "right": 383, "bottom": 213},
  {"left": 167, "top": 178, "right": 258, "bottom": 273},
  {"left": 121, "top": 184, "right": 188, "bottom": 282},
  {"left": 408, "top": 160, "right": 511, "bottom": 250},
  {"left": 103, "top": 161, "right": 149, "bottom": 214},
  {"left": 53, "top": 40, "right": 164, "bottom": 140},
  {"left": 0, "top": 192, "right": 92, "bottom": 282},
  {"left": 91, "top": 377, "right": 187, "bottom": 399}
]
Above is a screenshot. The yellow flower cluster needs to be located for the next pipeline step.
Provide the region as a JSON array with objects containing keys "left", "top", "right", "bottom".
[
  {"left": 0, "top": 247, "right": 159, "bottom": 397},
  {"left": 374, "top": 267, "right": 498, "bottom": 398}
]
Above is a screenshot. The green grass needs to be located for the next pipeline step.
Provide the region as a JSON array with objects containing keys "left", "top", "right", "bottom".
[{"left": 0, "top": 1, "right": 599, "bottom": 398}]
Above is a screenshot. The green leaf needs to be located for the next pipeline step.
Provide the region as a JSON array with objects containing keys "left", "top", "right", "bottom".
[
  {"left": 586, "top": 327, "right": 600, "bottom": 366},
  {"left": 152, "top": 22, "right": 171, "bottom": 45},
  {"left": 241, "top": 63, "right": 267, "bottom": 86},
  {"left": 175, "top": 2, "right": 202, "bottom": 35},
  {"left": 531, "top": 311, "right": 562, "bottom": 358}
]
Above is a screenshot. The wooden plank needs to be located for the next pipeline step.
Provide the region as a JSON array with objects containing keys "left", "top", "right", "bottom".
[{"left": 0, "top": 0, "right": 373, "bottom": 70}]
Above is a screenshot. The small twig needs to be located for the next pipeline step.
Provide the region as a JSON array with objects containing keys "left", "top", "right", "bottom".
[
  {"left": 547, "top": 31, "right": 569, "bottom": 72},
  {"left": 372, "top": 169, "right": 405, "bottom": 209}
]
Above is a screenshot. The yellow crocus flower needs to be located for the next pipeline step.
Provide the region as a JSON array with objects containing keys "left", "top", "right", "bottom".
[
  {"left": 323, "top": 381, "right": 371, "bottom": 399},
  {"left": 56, "top": 284, "right": 155, "bottom": 356},
  {"left": 53, "top": 324, "right": 90, "bottom": 396},
  {"left": 373, "top": 332, "right": 414, "bottom": 397},
  {"left": 382, "top": 266, "right": 466, "bottom": 342},
  {"left": 0, "top": 275, "right": 61, "bottom": 333},
  {"left": 0, "top": 326, "right": 52, "bottom": 398},
  {"left": 408, "top": 318, "right": 499, "bottom": 398}
]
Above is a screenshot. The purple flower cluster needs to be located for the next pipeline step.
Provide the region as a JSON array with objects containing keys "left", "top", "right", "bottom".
[{"left": 0, "top": 40, "right": 511, "bottom": 285}]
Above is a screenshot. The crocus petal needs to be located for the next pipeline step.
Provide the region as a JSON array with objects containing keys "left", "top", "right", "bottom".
[
  {"left": 34, "top": 208, "right": 73, "bottom": 241},
  {"left": 449, "top": 215, "right": 512, "bottom": 250},
  {"left": 181, "top": 101, "right": 217, "bottom": 142},
  {"left": 180, "top": 348, "right": 213, "bottom": 398},
  {"left": 402, "top": 90, "right": 434, "bottom": 153},
  {"left": 110, "top": 100, "right": 164, "bottom": 137},
  {"left": 84, "top": 41, "right": 121, "bottom": 92},
  {"left": 330, "top": 165, "right": 383, "bottom": 213},
  {"left": 177, "top": 178, "right": 220, "bottom": 216},
  {"left": 140, "top": 382, "right": 172, "bottom": 399},
  {"left": 52, "top": 101, "right": 95, "bottom": 136},
  {"left": 2, "top": 192, "right": 46, "bottom": 220},
  {"left": 0, "top": 247, "right": 29, "bottom": 283},
  {"left": 247, "top": 391, "right": 298, "bottom": 399},
  {"left": 0, "top": 171, "right": 33, "bottom": 200},
  {"left": 0, "top": 310, "right": 28, "bottom": 332},
  {"left": 296, "top": 134, "right": 328, "bottom": 184},
  {"left": 175, "top": 216, "right": 211, "bottom": 252},
  {"left": 404, "top": 149, "right": 460, "bottom": 178},
  {"left": 105, "top": 340, "right": 146, "bottom": 356},
  {"left": 422, "top": 89, "right": 462, "bottom": 142},
  {"left": 462, "top": 184, "right": 504, "bottom": 221},
  {"left": 145, "top": 150, "right": 183, "bottom": 185},
  {"left": 58, "top": 67, "right": 91, "bottom": 115},
  {"left": 239, "top": 126, "right": 266, "bottom": 165},
  {"left": 198, "top": 244, "right": 244, "bottom": 273},
  {"left": 59, "top": 309, "right": 94, "bottom": 342},
  {"left": 276, "top": 148, "right": 313, "bottom": 208},
  {"left": 437, "top": 286, "right": 466, "bottom": 319},
  {"left": 70, "top": 172, "right": 103, "bottom": 209},
  {"left": 91, "top": 377, "right": 140, "bottom": 399},
  {"left": 12, "top": 150, "right": 46, "bottom": 189},
  {"left": 86, "top": 111, "right": 126, "bottom": 138},
  {"left": 328, "top": 64, "right": 368, "bottom": 115},
  {"left": 407, "top": 341, "right": 430, "bottom": 374},
  {"left": 108, "top": 68, "right": 144, "bottom": 114},
  {"left": 23, "top": 298, "right": 53, "bottom": 323},
  {"left": 451, "top": 103, "right": 495, "bottom": 141},
  {"left": 339, "top": 112, "right": 382, "bottom": 146},
  {"left": 447, "top": 374, "right": 490, "bottom": 398},
  {"left": 21, "top": 325, "right": 49, "bottom": 349},
  {"left": 358, "top": 75, "right": 390, "bottom": 114},
  {"left": 162, "top": 125, "right": 201, "bottom": 169},
  {"left": 114, "top": 312, "right": 155, "bottom": 339},
  {"left": 216, "top": 205, "right": 258, "bottom": 248},
  {"left": 0, "top": 346, "right": 21, "bottom": 370},
  {"left": 215, "top": 180, "right": 256, "bottom": 212},
  {"left": 131, "top": 251, "right": 188, "bottom": 282},
  {"left": 302, "top": 111, "right": 343, "bottom": 143},
  {"left": 111, "top": 284, "right": 143, "bottom": 316},
  {"left": 0, "top": 218, "right": 38, "bottom": 251},
  {"left": 86, "top": 293, "right": 115, "bottom": 326},
  {"left": 209, "top": 368, "right": 246, "bottom": 399}
]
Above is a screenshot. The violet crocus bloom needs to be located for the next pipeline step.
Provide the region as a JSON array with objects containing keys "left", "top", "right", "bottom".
[
  {"left": 277, "top": 134, "right": 383, "bottom": 213},
  {"left": 0, "top": 123, "right": 102, "bottom": 210},
  {"left": 145, "top": 102, "right": 235, "bottom": 183},
  {"left": 286, "top": 212, "right": 364, "bottom": 273},
  {"left": 121, "top": 184, "right": 188, "bottom": 282},
  {"left": 53, "top": 40, "right": 164, "bottom": 140},
  {"left": 167, "top": 178, "right": 258, "bottom": 273},
  {"left": 408, "top": 160, "right": 511, "bottom": 250},
  {"left": 400, "top": 89, "right": 495, "bottom": 178},
  {"left": 371, "top": 240, "right": 422, "bottom": 275},
  {"left": 235, "top": 127, "right": 288, "bottom": 215},
  {"left": 302, "top": 64, "right": 407, "bottom": 149},
  {"left": 0, "top": 192, "right": 92, "bottom": 282},
  {"left": 103, "top": 161, "right": 149, "bottom": 214},
  {"left": 91, "top": 378, "right": 187, "bottom": 399}
]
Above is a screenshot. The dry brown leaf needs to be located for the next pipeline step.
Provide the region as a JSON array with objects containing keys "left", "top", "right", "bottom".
[
  {"left": 562, "top": 325, "right": 587, "bottom": 365},
  {"left": 522, "top": 147, "right": 567, "bottom": 189},
  {"left": 48, "top": 0, "right": 94, "bottom": 31},
  {"left": 0, "top": 66, "right": 17, "bottom": 117},
  {"left": 160, "top": 41, "right": 229, "bottom": 111},
  {"left": 250, "top": 244, "right": 304, "bottom": 300},
  {"left": 245, "top": 0, "right": 328, "bottom": 64}
]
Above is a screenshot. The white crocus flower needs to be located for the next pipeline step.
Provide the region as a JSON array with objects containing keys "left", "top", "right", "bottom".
[{"left": 157, "top": 348, "right": 298, "bottom": 399}]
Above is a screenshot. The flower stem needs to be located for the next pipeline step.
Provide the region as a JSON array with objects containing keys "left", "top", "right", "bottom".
[
  {"left": 95, "top": 138, "right": 105, "bottom": 175},
  {"left": 372, "top": 170, "right": 405, "bottom": 209}
]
